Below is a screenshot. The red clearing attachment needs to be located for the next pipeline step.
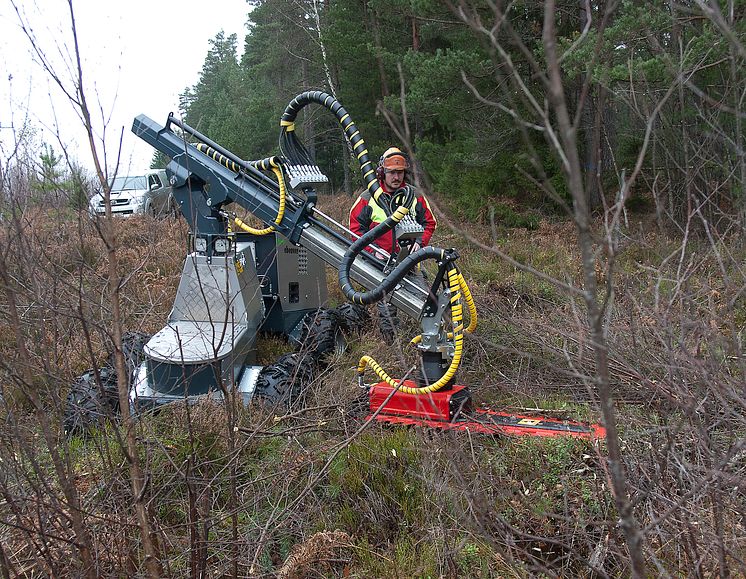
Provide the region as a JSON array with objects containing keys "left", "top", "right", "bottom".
[{"left": 368, "top": 382, "right": 606, "bottom": 440}]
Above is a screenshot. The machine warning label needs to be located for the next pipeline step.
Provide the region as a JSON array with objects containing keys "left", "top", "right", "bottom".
[{"left": 235, "top": 252, "right": 246, "bottom": 274}]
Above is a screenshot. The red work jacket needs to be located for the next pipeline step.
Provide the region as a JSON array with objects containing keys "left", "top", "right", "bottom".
[{"left": 349, "top": 183, "right": 437, "bottom": 255}]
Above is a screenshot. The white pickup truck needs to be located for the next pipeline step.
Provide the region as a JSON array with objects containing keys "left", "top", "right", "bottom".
[{"left": 89, "top": 169, "right": 174, "bottom": 217}]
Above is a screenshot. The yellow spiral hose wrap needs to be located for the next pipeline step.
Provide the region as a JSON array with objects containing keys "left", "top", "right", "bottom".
[
  {"left": 233, "top": 165, "right": 286, "bottom": 235},
  {"left": 358, "top": 267, "right": 477, "bottom": 395},
  {"left": 195, "top": 143, "right": 286, "bottom": 236}
]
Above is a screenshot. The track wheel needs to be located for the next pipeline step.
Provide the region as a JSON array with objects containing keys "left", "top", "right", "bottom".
[
  {"left": 297, "top": 308, "right": 346, "bottom": 361},
  {"left": 254, "top": 352, "right": 315, "bottom": 406},
  {"left": 64, "top": 367, "right": 119, "bottom": 435},
  {"left": 108, "top": 331, "right": 151, "bottom": 386},
  {"left": 332, "top": 302, "right": 370, "bottom": 333}
]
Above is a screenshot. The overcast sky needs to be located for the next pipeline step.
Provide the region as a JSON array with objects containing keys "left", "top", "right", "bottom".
[{"left": 0, "top": 0, "right": 250, "bottom": 174}]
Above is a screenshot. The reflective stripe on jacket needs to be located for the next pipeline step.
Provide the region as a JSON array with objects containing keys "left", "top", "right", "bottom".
[{"left": 349, "top": 185, "right": 437, "bottom": 255}]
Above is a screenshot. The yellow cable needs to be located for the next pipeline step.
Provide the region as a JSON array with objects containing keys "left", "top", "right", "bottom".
[
  {"left": 356, "top": 355, "right": 397, "bottom": 385},
  {"left": 233, "top": 165, "right": 286, "bottom": 235},
  {"left": 459, "top": 273, "right": 478, "bottom": 334}
]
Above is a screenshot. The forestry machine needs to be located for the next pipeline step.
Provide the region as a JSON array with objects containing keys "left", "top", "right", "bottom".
[{"left": 65, "top": 90, "right": 604, "bottom": 440}]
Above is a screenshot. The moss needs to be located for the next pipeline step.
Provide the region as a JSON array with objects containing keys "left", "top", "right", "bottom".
[
  {"left": 326, "top": 430, "right": 425, "bottom": 537},
  {"left": 352, "top": 537, "right": 439, "bottom": 577}
]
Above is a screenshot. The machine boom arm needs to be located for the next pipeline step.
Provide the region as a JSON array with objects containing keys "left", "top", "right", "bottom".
[{"left": 132, "top": 113, "right": 429, "bottom": 319}]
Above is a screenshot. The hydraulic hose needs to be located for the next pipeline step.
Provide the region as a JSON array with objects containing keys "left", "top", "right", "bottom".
[
  {"left": 409, "top": 272, "right": 477, "bottom": 345},
  {"left": 196, "top": 143, "right": 282, "bottom": 174},
  {"left": 195, "top": 143, "right": 286, "bottom": 235},
  {"left": 232, "top": 164, "right": 286, "bottom": 235},
  {"left": 280, "top": 90, "right": 429, "bottom": 300},
  {"left": 459, "top": 273, "right": 478, "bottom": 334},
  {"left": 280, "top": 90, "right": 386, "bottom": 204},
  {"left": 358, "top": 265, "right": 467, "bottom": 394},
  {"left": 279, "top": 90, "right": 478, "bottom": 396},
  {"left": 339, "top": 216, "right": 447, "bottom": 305},
  {"left": 338, "top": 185, "right": 437, "bottom": 305}
]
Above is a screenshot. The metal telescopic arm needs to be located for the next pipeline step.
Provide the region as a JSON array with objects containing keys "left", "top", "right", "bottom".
[{"left": 131, "top": 113, "right": 431, "bottom": 321}]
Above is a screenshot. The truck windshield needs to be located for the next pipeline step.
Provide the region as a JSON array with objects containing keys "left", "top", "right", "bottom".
[{"left": 110, "top": 176, "right": 147, "bottom": 191}]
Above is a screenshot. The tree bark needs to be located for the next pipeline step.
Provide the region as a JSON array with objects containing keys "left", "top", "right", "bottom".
[
  {"left": 543, "top": 2, "right": 647, "bottom": 576},
  {"left": 66, "top": 1, "right": 164, "bottom": 573},
  {"left": 369, "top": 4, "right": 391, "bottom": 98}
]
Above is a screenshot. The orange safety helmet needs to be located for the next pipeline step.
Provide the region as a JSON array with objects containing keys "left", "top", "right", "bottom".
[{"left": 379, "top": 147, "right": 410, "bottom": 172}]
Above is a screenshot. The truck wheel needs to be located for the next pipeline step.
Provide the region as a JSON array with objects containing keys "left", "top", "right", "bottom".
[
  {"left": 332, "top": 302, "right": 370, "bottom": 333},
  {"left": 108, "top": 331, "right": 151, "bottom": 387},
  {"left": 297, "top": 308, "right": 345, "bottom": 361},
  {"left": 64, "top": 367, "right": 119, "bottom": 436},
  {"left": 254, "top": 352, "right": 315, "bottom": 406}
]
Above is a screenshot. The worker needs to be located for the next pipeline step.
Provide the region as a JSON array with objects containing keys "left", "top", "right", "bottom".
[
  {"left": 348, "top": 146, "right": 437, "bottom": 338},
  {"left": 349, "top": 146, "right": 436, "bottom": 258}
]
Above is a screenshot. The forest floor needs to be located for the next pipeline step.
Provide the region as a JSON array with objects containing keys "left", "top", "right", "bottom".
[{"left": 0, "top": 191, "right": 743, "bottom": 577}]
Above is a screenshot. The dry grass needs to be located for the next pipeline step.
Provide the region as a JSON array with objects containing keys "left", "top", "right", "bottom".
[{"left": 0, "top": 199, "right": 744, "bottom": 577}]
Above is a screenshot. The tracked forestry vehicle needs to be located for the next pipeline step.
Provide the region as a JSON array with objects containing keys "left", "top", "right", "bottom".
[{"left": 65, "top": 91, "right": 604, "bottom": 441}]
